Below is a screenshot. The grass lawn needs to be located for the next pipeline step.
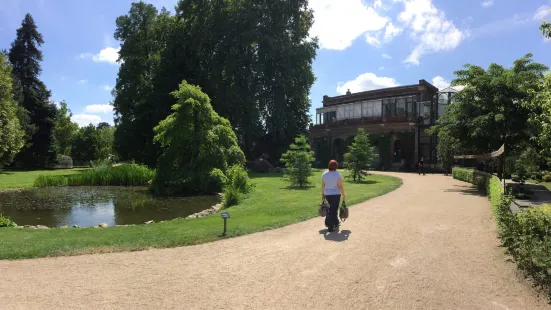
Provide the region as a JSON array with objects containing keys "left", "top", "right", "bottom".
[
  {"left": 0, "top": 170, "right": 401, "bottom": 260},
  {"left": 0, "top": 168, "right": 89, "bottom": 190}
]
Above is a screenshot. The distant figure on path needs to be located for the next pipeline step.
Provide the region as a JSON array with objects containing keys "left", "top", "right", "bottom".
[
  {"left": 418, "top": 157, "right": 425, "bottom": 176},
  {"left": 322, "top": 160, "right": 346, "bottom": 232}
]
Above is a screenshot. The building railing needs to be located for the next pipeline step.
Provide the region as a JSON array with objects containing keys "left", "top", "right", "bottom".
[{"left": 312, "top": 114, "right": 419, "bottom": 128}]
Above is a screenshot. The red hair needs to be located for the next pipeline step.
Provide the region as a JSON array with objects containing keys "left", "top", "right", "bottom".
[{"left": 328, "top": 160, "right": 338, "bottom": 171}]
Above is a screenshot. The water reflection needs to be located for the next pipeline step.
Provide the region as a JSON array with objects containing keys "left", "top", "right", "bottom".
[{"left": 0, "top": 187, "right": 219, "bottom": 227}]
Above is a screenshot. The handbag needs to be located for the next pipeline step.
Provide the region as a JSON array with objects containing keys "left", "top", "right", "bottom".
[
  {"left": 318, "top": 199, "right": 330, "bottom": 217},
  {"left": 339, "top": 201, "right": 349, "bottom": 222}
]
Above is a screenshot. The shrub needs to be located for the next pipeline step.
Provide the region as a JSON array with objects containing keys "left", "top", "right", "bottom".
[
  {"left": 226, "top": 165, "right": 253, "bottom": 194},
  {"left": 453, "top": 167, "right": 551, "bottom": 299},
  {"left": 223, "top": 185, "right": 243, "bottom": 207},
  {"left": 280, "top": 135, "right": 315, "bottom": 188},
  {"left": 56, "top": 155, "right": 73, "bottom": 169},
  {"left": 203, "top": 168, "right": 228, "bottom": 193},
  {"left": 542, "top": 174, "right": 551, "bottom": 182},
  {"left": 223, "top": 165, "right": 253, "bottom": 207},
  {"left": 0, "top": 213, "right": 17, "bottom": 227}
]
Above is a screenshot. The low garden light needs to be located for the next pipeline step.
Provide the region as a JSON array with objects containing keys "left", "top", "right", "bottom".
[{"left": 221, "top": 212, "right": 230, "bottom": 236}]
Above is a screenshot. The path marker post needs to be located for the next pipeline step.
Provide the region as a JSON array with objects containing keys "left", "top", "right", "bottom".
[{"left": 221, "top": 212, "right": 230, "bottom": 236}]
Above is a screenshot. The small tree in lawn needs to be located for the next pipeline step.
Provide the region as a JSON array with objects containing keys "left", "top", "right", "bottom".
[
  {"left": 280, "top": 135, "right": 315, "bottom": 188},
  {"left": 344, "top": 128, "right": 375, "bottom": 182}
]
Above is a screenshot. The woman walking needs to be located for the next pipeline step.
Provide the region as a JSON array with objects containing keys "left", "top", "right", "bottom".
[{"left": 322, "top": 160, "right": 346, "bottom": 232}]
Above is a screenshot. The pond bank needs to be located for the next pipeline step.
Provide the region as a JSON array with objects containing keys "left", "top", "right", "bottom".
[{"left": 0, "top": 172, "right": 401, "bottom": 259}]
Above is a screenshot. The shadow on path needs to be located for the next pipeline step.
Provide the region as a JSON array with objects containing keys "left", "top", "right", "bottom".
[
  {"left": 443, "top": 185, "right": 486, "bottom": 197},
  {"left": 319, "top": 229, "right": 351, "bottom": 242}
]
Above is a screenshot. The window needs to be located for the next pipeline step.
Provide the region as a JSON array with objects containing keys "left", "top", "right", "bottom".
[{"left": 396, "top": 98, "right": 406, "bottom": 116}]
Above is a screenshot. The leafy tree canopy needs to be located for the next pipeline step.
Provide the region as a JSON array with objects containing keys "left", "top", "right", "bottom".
[
  {"left": 430, "top": 53, "right": 548, "bottom": 158},
  {"left": 0, "top": 52, "right": 24, "bottom": 167},
  {"left": 112, "top": 0, "right": 318, "bottom": 167},
  {"left": 152, "top": 81, "right": 246, "bottom": 196},
  {"left": 53, "top": 101, "right": 79, "bottom": 156}
]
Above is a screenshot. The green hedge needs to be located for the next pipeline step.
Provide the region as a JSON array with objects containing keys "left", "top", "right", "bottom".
[{"left": 453, "top": 167, "right": 551, "bottom": 299}]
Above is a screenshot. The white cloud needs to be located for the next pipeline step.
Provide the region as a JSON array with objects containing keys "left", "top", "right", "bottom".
[
  {"left": 481, "top": 0, "right": 494, "bottom": 8},
  {"left": 374, "top": 0, "right": 383, "bottom": 10},
  {"left": 378, "top": 66, "right": 386, "bottom": 70},
  {"left": 101, "top": 85, "right": 113, "bottom": 92},
  {"left": 431, "top": 76, "right": 450, "bottom": 89},
  {"left": 72, "top": 114, "right": 102, "bottom": 127},
  {"left": 431, "top": 76, "right": 465, "bottom": 91},
  {"left": 84, "top": 104, "right": 113, "bottom": 114},
  {"left": 384, "top": 22, "right": 403, "bottom": 41},
  {"left": 365, "top": 33, "right": 382, "bottom": 46},
  {"left": 309, "top": 0, "right": 388, "bottom": 50},
  {"left": 78, "top": 79, "right": 87, "bottom": 85},
  {"left": 365, "top": 21, "right": 403, "bottom": 47},
  {"left": 398, "top": 0, "right": 468, "bottom": 65},
  {"left": 80, "top": 47, "right": 120, "bottom": 65},
  {"left": 534, "top": 5, "right": 551, "bottom": 20},
  {"left": 336, "top": 72, "right": 400, "bottom": 94},
  {"left": 382, "top": 53, "right": 392, "bottom": 59},
  {"left": 92, "top": 47, "right": 120, "bottom": 64}
]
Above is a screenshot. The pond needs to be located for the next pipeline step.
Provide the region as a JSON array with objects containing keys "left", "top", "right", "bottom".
[{"left": 0, "top": 187, "right": 220, "bottom": 228}]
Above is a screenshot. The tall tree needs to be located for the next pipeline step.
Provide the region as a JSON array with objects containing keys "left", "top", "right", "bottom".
[
  {"left": 72, "top": 124, "right": 100, "bottom": 163},
  {"left": 53, "top": 101, "right": 79, "bottom": 156},
  {"left": 178, "top": 0, "right": 317, "bottom": 160},
  {"left": 430, "top": 54, "right": 548, "bottom": 177},
  {"left": 112, "top": 1, "right": 317, "bottom": 167},
  {"left": 0, "top": 52, "right": 25, "bottom": 168},
  {"left": 8, "top": 14, "right": 56, "bottom": 168}
]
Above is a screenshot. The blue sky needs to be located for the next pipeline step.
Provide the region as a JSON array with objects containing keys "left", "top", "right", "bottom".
[{"left": 0, "top": 0, "right": 550, "bottom": 127}]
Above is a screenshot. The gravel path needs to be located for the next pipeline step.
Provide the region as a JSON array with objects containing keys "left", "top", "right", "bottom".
[{"left": 1, "top": 172, "right": 549, "bottom": 310}]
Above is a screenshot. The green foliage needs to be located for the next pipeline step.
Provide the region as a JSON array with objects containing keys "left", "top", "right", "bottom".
[
  {"left": 0, "top": 213, "right": 17, "bottom": 228},
  {"left": 33, "top": 174, "right": 67, "bottom": 187},
  {"left": 370, "top": 134, "right": 392, "bottom": 169},
  {"left": 515, "top": 147, "right": 540, "bottom": 181},
  {"left": 542, "top": 174, "right": 551, "bottom": 182},
  {"left": 71, "top": 124, "right": 115, "bottom": 163},
  {"left": 53, "top": 101, "right": 79, "bottom": 155},
  {"left": 427, "top": 126, "right": 458, "bottom": 174},
  {"left": 112, "top": 1, "right": 317, "bottom": 166},
  {"left": 152, "top": 81, "right": 245, "bottom": 196},
  {"left": 344, "top": 128, "right": 375, "bottom": 181},
  {"left": 0, "top": 52, "right": 24, "bottom": 168},
  {"left": 280, "top": 135, "right": 315, "bottom": 188},
  {"left": 222, "top": 165, "right": 253, "bottom": 207},
  {"left": 9, "top": 14, "right": 57, "bottom": 168},
  {"left": 453, "top": 167, "right": 551, "bottom": 299},
  {"left": 541, "top": 20, "right": 551, "bottom": 39},
  {"left": 452, "top": 167, "right": 491, "bottom": 191},
  {"left": 527, "top": 73, "right": 551, "bottom": 156},
  {"left": 226, "top": 165, "right": 253, "bottom": 194},
  {"left": 56, "top": 155, "right": 73, "bottom": 169},
  {"left": 431, "top": 54, "right": 548, "bottom": 169},
  {"left": 34, "top": 164, "right": 154, "bottom": 187}
]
